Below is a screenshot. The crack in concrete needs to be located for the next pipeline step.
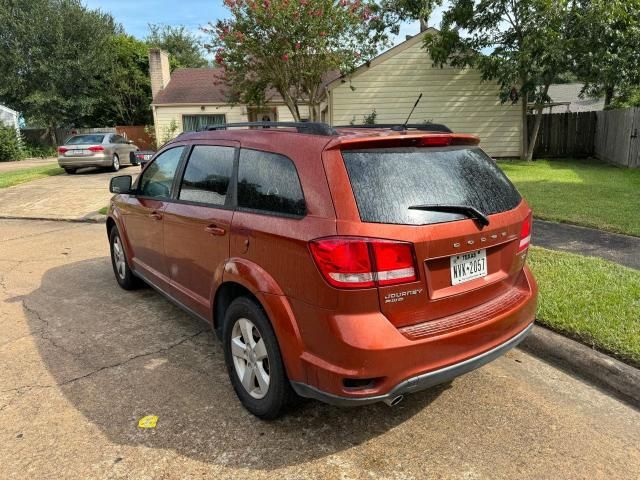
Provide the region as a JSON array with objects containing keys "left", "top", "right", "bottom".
[{"left": 0, "top": 329, "right": 207, "bottom": 414}]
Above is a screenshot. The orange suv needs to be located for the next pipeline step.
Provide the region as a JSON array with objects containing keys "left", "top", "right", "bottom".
[{"left": 107, "top": 122, "right": 537, "bottom": 419}]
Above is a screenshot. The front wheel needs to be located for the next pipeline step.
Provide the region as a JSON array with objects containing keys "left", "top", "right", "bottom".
[
  {"left": 109, "top": 227, "right": 141, "bottom": 290},
  {"left": 64, "top": 168, "right": 76, "bottom": 174},
  {"left": 111, "top": 154, "right": 120, "bottom": 172},
  {"left": 223, "top": 297, "right": 295, "bottom": 419}
]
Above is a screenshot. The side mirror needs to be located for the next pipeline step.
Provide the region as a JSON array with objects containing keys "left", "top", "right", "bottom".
[{"left": 110, "top": 175, "right": 133, "bottom": 194}]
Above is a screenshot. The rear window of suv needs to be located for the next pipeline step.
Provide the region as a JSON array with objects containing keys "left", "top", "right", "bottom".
[{"left": 342, "top": 147, "right": 521, "bottom": 225}]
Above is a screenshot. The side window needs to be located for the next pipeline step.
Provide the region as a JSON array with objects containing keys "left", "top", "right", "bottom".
[
  {"left": 237, "top": 149, "right": 305, "bottom": 217},
  {"left": 178, "top": 146, "right": 235, "bottom": 206},
  {"left": 138, "top": 147, "right": 184, "bottom": 199},
  {"left": 112, "top": 135, "right": 123, "bottom": 144}
]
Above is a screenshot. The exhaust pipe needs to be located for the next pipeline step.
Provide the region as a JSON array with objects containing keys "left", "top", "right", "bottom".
[{"left": 383, "top": 395, "right": 404, "bottom": 407}]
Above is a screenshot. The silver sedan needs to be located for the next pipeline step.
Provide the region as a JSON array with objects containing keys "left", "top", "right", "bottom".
[{"left": 57, "top": 133, "right": 140, "bottom": 174}]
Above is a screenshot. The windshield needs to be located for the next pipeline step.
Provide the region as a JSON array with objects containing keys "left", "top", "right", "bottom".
[
  {"left": 65, "top": 135, "right": 105, "bottom": 145},
  {"left": 342, "top": 147, "right": 521, "bottom": 226}
]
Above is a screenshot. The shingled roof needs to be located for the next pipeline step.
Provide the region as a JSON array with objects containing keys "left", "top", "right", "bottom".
[{"left": 152, "top": 68, "right": 340, "bottom": 105}]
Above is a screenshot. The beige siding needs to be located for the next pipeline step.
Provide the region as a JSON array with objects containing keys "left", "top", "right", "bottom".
[
  {"left": 153, "top": 105, "right": 248, "bottom": 141},
  {"left": 329, "top": 37, "right": 522, "bottom": 157}
]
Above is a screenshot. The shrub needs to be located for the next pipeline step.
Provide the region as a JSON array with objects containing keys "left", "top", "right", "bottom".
[{"left": 0, "top": 124, "right": 23, "bottom": 162}]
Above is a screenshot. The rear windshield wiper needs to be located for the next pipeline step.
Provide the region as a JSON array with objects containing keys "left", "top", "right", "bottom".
[{"left": 408, "top": 204, "right": 490, "bottom": 227}]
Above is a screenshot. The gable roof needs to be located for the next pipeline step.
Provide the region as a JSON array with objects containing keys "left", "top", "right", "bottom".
[
  {"left": 547, "top": 83, "right": 605, "bottom": 112},
  {"left": 326, "top": 28, "right": 438, "bottom": 90}
]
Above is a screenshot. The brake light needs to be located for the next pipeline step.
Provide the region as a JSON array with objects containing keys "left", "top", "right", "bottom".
[
  {"left": 58, "top": 147, "right": 68, "bottom": 154},
  {"left": 419, "top": 136, "right": 452, "bottom": 147},
  {"left": 88, "top": 146, "right": 104, "bottom": 152},
  {"left": 519, "top": 213, "right": 532, "bottom": 252},
  {"left": 309, "top": 237, "right": 418, "bottom": 289}
]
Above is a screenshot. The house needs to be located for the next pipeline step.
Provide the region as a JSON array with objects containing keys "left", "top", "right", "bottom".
[
  {"left": 0, "top": 104, "right": 19, "bottom": 134},
  {"left": 539, "top": 83, "right": 605, "bottom": 113},
  {"left": 150, "top": 29, "right": 522, "bottom": 157},
  {"left": 149, "top": 49, "right": 321, "bottom": 142}
]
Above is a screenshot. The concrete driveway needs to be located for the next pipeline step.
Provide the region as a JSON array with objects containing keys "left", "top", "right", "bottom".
[
  {"left": 1, "top": 219, "right": 639, "bottom": 479},
  {"left": 0, "top": 165, "right": 139, "bottom": 221}
]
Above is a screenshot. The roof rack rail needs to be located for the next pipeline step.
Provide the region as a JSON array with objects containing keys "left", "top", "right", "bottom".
[
  {"left": 200, "top": 121, "right": 338, "bottom": 136},
  {"left": 334, "top": 123, "right": 453, "bottom": 133}
]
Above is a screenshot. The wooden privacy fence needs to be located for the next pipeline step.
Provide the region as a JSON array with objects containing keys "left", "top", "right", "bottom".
[
  {"left": 529, "top": 108, "right": 640, "bottom": 167},
  {"left": 595, "top": 108, "right": 640, "bottom": 168},
  {"left": 527, "top": 111, "right": 596, "bottom": 158}
]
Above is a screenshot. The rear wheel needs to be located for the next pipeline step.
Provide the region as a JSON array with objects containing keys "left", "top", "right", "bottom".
[
  {"left": 111, "top": 154, "right": 120, "bottom": 172},
  {"left": 223, "top": 297, "right": 295, "bottom": 419},
  {"left": 109, "top": 227, "right": 141, "bottom": 290},
  {"left": 64, "top": 168, "right": 75, "bottom": 174}
]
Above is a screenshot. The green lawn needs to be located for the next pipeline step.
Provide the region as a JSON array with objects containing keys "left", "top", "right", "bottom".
[
  {"left": 498, "top": 159, "right": 640, "bottom": 236},
  {"left": 98, "top": 206, "right": 109, "bottom": 215},
  {"left": 0, "top": 165, "right": 64, "bottom": 188},
  {"left": 528, "top": 246, "right": 640, "bottom": 366}
]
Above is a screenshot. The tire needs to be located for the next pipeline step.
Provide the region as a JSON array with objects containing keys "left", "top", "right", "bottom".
[
  {"left": 223, "top": 297, "right": 295, "bottom": 419},
  {"left": 109, "top": 226, "right": 141, "bottom": 290},
  {"left": 64, "top": 168, "right": 76, "bottom": 174},
  {"left": 111, "top": 154, "right": 120, "bottom": 172}
]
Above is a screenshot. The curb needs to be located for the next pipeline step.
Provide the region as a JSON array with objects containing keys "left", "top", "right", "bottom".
[
  {"left": 0, "top": 214, "right": 106, "bottom": 224},
  {"left": 521, "top": 324, "right": 640, "bottom": 408}
]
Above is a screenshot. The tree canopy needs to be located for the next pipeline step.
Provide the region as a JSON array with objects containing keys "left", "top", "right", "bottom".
[
  {"left": 204, "top": 0, "right": 388, "bottom": 121},
  {"left": 147, "top": 24, "right": 209, "bottom": 70}
]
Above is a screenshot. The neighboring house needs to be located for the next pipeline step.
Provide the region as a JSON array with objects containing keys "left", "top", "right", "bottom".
[
  {"left": 149, "top": 49, "right": 323, "bottom": 142},
  {"left": 538, "top": 83, "right": 605, "bottom": 113},
  {"left": 0, "top": 104, "right": 20, "bottom": 135},
  {"left": 150, "top": 29, "right": 522, "bottom": 157},
  {"left": 326, "top": 29, "right": 522, "bottom": 157}
]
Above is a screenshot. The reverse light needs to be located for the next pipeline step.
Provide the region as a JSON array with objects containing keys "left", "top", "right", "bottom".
[
  {"left": 309, "top": 237, "right": 418, "bottom": 289},
  {"left": 88, "top": 146, "right": 105, "bottom": 152},
  {"left": 519, "top": 213, "right": 532, "bottom": 252}
]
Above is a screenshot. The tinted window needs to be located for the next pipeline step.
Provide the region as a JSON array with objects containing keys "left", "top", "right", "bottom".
[
  {"left": 112, "top": 135, "right": 126, "bottom": 144},
  {"left": 342, "top": 147, "right": 521, "bottom": 225},
  {"left": 138, "top": 147, "right": 184, "bottom": 199},
  {"left": 179, "top": 146, "right": 235, "bottom": 206},
  {"left": 237, "top": 149, "right": 305, "bottom": 216},
  {"left": 66, "top": 135, "right": 104, "bottom": 145}
]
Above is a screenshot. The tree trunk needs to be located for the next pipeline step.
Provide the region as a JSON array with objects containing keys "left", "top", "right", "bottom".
[
  {"left": 419, "top": 18, "right": 428, "bottom": 32},
  {"left": 604, "top": 85, "right": 614, "bottom": 107},
  {"left": 520, "top": 96, "right": 528, "bottom": 160},
  {"left": 526, "top": 83, "right": 551, "bottom": 161},
  {"left": 48, "top": 124, "right": 57, "bottom": 147}
]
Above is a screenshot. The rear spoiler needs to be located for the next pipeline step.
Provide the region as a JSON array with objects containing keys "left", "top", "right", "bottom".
[{"left": 325, "top": 133, "right": 481, "bottom": 151}]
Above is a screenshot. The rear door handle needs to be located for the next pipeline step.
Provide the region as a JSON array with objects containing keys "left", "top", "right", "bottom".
[
  {"left": 205, "top": 225, "right": 226, "bottom": 236},
  {"left": 149, "top": 211, "right": 162, "bottom": 221}
]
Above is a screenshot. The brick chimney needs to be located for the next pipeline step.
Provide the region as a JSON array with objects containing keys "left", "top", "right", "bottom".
[{"left": 149, "top": 48, "right": 171, "bottom": 99}]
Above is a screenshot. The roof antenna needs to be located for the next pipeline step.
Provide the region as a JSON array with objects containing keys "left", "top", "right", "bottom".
[{"left": 401, "top": 93, "right": 423, "bottom": 130}]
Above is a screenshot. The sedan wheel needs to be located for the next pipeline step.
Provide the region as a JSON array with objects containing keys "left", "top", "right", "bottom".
[
  {"left": 111, "top": 154, "right": 120, "bottom": 172},
  {"left": 231, "top": 318, "right": 270, "bottom": 399}
]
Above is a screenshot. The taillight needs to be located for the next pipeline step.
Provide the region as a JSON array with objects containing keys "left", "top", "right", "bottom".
[
  {"left": 519, "top": 213, "right": 532, "bottom": 252},
  {"left": 309, "top": 237, "right": 418, "bottom": 289},
  {"left": 58, "top": 147, "right": 68, "bottom": 154},
  {"left": 88, "top": 146, "right": 104, "bottom": 152}
]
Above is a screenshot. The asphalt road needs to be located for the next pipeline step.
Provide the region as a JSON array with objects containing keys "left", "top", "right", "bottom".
[{"left": 1, "top": 219, "right": 639, "bottom": 479}]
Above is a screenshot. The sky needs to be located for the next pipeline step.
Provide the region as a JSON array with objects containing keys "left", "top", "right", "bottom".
[{"left": 83, "top": 0, "right": 446, "bottom": 48}]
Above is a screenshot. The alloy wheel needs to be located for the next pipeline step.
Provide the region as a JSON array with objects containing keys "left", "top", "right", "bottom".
[
  {"left": 231, "top": 318, "right": 270, "bottom": 399},
  {"left": 112, "top": 236, "right": 126, "bottom": 280}
]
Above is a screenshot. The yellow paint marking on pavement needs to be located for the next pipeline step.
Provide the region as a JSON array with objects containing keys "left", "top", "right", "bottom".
[{"left": 138, "top": 416, "right": 158, "bottom": 429}]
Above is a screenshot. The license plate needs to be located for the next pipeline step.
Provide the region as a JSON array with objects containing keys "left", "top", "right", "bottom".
[
  {"left": 450, "top": 249, "right": 487, "bottom": 285},
  {"left": 68, "top": 149, "right": 89, "bottom": 156},
  {"left": 143, "top": 154, "right": 152, "bottom": 160}
]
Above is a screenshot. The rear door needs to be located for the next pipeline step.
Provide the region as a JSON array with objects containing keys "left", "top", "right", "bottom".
[
  {"left": 162, "top": 142, "right": 237, "bottom": 318},
  {"left": 334, "top": 145, "right": 530, "bottom": 328}
]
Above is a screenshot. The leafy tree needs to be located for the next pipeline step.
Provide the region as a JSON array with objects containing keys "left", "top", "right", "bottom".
[
  {"left": 425, "top": 0, "right": 575, "bottom": 160},
  {"left": 377, "top": 0, "right": 443, "bottom": 33},
  {"left": 572, "top": 0, "right": 640, "bottom": 107},
  {"left": 204, "top": 0, "right": 388, "bottom": 121},
  {"left": 146, "top": 24, "right": 209, "bottom": 70},
  {"left": 0, "top": 0, "right": 118, "bottom": 144},
  {"left": 97, "top": 34, "right": 153, "bottom": 126},
  {"left": 0, "top": 125, "right": 23, "bottom": 162}
]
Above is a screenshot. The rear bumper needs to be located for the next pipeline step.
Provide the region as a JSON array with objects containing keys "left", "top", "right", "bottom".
[
  {"left": 286, "top": 267, "right": 537, "bottom": 405},
  {"left": 291, "top": 322, "right": 533, "bottom": 406},
  {"left": 58, "top": 155, "right": 110, "bottom": 168}
]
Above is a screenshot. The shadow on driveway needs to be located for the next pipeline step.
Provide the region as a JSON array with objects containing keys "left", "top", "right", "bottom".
[{"left": 8, "top": 257, "right": 443, "bottom": 470}]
